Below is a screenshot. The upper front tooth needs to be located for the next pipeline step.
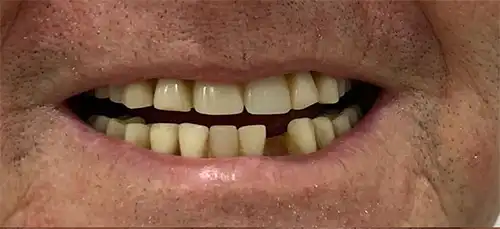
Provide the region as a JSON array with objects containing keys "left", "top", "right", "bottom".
[
  {"left": 313, "top": 73, "right": 340, "bottom": 104},
  {"left": 122, "top": 81, "right": 154, "bottom": 109},
  {"left": 194, "top": 82, "right": 244, "bottom": 115},
  {"left": 153, "top": 79, "right": 192, "bottom": 112},
  {"left": 286, "top": 118, "right": 317, "bottom": 154},
  {"left": 287, "top": 72, "right": 319, "bottom": 110},
  {"left": 337, "top": 79, "right": 348, "bottom": 97},
  {"left": 109, "top": 85, "right": 124, "bottom": 103},
  {"left": 244, "top": 76, "right": 292, "bottom": 115},
  {"left": 94, "top": 87, "right": 110, "bottom": 99},
  {"left": 209, "top": 125, "right": 239, "bottom": 157}
]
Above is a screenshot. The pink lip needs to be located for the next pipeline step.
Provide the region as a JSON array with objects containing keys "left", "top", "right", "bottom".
[{"left": 59, "top": 90, "right": 393, "bottom": 187}]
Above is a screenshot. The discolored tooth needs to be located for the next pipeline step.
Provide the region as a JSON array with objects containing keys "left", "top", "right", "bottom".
[
  {"left": 106, "top": 118, "right": 126, "bottom": 139},
  {"left": 94, "top": 87, "right": 110, "bottom": 99},
  {"left": 264, "top": 135, "right": 287, "bottom": 156},
  {"left": 122, "top": 81, "right": 154, "bottom": 109},
  {"left": 312, "top": 73, "right": 340, "bottom": 104},
  {"left": 124, "top": 116, "right": 146, "bottom": 124},
  {"left": 312, "top": 117, "right": 335, "bottom": 148},
  {"left": 124, "top": 123, "right": 151, "bottom": 148},
  {"left": 244, "top": 76, "right": 291, "bottom": 115},
  {"left": 342, "top": 106, "right": 361, "bottom": 125},
  {"left": 179, "top": 123, "right": 209, "bottom": 158},
  {"left": 109, "top": 85, "right": 124, "bottom": 103},
  {"left": 194, "top": 82, "right": 244, "bottom": 115},
  {"left": 287, "top": 118, "right": 317, "bottom": 154},
  {"left": 287, "top": 72, "right": 319, "bottom": 110},
  {"left": 238, "top": 125, "right": 266, "bottom": 156},
  {"left": 150, "top": 123, "right": 178, "bottom": 154},
  {"left": 92, "top": 116, "right": 110, "bottom": 133},
  {"left": 209, "top": 125, "right": 239, "bottom": 157},
  {"left": 331, "top": 113, "right": 351, "bottom": 136},
  {"left": 153, "top": 79, "right": 192, "bottom": 112}
]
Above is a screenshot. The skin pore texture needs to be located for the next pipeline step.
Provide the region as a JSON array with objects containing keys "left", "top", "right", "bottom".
[{"left": 0, "top": 0, "right": 498, "bottom": 227}]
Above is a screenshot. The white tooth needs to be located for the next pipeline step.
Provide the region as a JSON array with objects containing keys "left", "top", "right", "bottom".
[
  {"left": 244, "top": 76, "right": 291, "bottom": 115},
  {"left": 238, "top": 125, "right": 266, "bottom": 156},
  {"left": 124, "top": 116, "right": 146, "bottom": 124},
  {"left": 331, "top": 113, "right": 351, "bottom": 136},
  {"left": 122, "top": 81, "right": 154, "bottom": 109},
  {"left": 342, "top": 106, "right": 361, "bottom": 125},
  {"left": 153, "top": 79, "right": 192, "bottom": 112},
  {"left": 286, "top": 118, "right": 317, "bottom": 154},
  {"left": 287, "top": 72, "right": 319, "bottom": 110},
  {"left": 109, "top": 85, "right": 124, "bottom": 103},
  {"left": 209, "top": 125, "right": 239, "bottom": 157},
  {"left": 178, "top": 123, "right": 209, "bottom": 158},
  {"left": 194, "top": 82, "right": 244, "bottom": 115},
  {"left": 106, "top": 118, "right": 126, "bottom": 139},
  {"left": 94, "top": 87, "right": 110, "bottom": 99},
  {"left": 313, "top": 74, "right": 340, "bottom": 104},
  {"left": 150, "top": 123, "right": 179, "bottom": 154},
  {"left": 124, "top": 123, "right": 151, "bottom": 148},
  {"left": 92, "top": 116, "right": 110, "bottom": 133},
  {"left": 312, "top": 117, "right": 335, "bottom": 148}
]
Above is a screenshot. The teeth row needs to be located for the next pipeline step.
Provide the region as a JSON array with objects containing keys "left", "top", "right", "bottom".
[
  {"left": 92, "top": 72, "right": 351, "bottom": 115},
  {"left": 89, "top": 105, "right": 361, "bottom": 157}
]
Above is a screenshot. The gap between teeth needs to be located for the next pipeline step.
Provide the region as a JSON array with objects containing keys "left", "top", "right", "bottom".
[
  {"left": 91, "top": 72, "right": 351, "bottom": 115},
  {"left": 89, "top": 105, "right": 362, "bottom": 157}
]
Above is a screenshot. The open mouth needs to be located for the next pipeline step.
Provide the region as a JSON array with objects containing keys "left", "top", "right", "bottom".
[{"left": 67, "top": 71, "right": 380, "bottom": 158}]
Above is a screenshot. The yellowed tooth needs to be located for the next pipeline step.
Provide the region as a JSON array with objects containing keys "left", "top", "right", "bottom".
[
  {"left": 312, "top": 73, "right": 340, "bottom": 104},
  {"left": 94, "top": 87, "right": 110, "bottom": 99},
  {"left": 124, "top": 116, "right": 146, "bottom": 124},
  {"left": 93, "top": 116, "right": 110, "bottom": 133},
  {"left": 244, "top": 76, "right": 291, "bottom": 115},
  {"left": 312, "top": 117, "right": 335, "bottom": 148},
  {"left": 238, "top": 125, "right": 266, "bottom": 156},
  {"left": 122, "top": 81, "right": 154, "bottom": 109},
  {"left": 286, "top": 118, "right": 317, "bottom": 154},
  {"left": 331, "top": 113, "right": 351, "bottom": 136},
  {"left": 337, "top": 79, "right": 348, "bottom": 97},
  {"left": 106, "top": 118, "right": 126, "bottom": 139},
  {"left": 109, "top": 85, "right": 124, "bottom": 103},
  {"left": 124, "top": 123, "right": 151, "bottom": 148},
  {"left": 264, "top": 135, "right": 287, "bottom": 156},
  {"left": 153, "top": 79, "right": 192, "bottom": 112},
  {"left": 194, "top": 82, "right": 244, "bottom": 115},
  {"left": 342, "top": 106, "right": 361, "bottom": 125},
  {"left": 209, "top": 125, "right": 239, "bottom": 157},
  {"left": 178, "top": 123, "right": 209, "bottom": 158},
  {"left": 150, "top": 123, "right": 179, "bottom": 154},
  {"left": 287, "top": 72, "right": 319, "bottom": 110}
]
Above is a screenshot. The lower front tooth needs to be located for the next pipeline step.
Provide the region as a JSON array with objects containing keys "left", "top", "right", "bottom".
[
  {"left": 122, "top": 82, "right": 154, "bottom": 109},
  {"left": 179, "top": 123, "right": 208, "bottom": 158},
  {"left": 93, "top": 116, "right": 110, "bottom": 133},
  {"left": 209, "top": 125, "right": 238, "bottom": 157},
  {"left": 106, "top": 118, "right": 126, "bottom": 139},
  {"left": 332, "top": 113, "right": 351, "bottom": 136},
  {"left": 238, "top": 125, "right": 266, "bottom": 156},
  {"left": 286, "top": 118, "right": 317, "bottom": 154},
  {"left": 124, "top": 123, "right": 151, "bottom": 148},
  {"left": 150, "top": 123, "right": 179, "bottom": 154},
  {"left": 312, "top": 117, "right": 335, "bottom": 148}
]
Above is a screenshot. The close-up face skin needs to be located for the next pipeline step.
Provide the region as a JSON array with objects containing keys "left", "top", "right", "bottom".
[{"left": 0, "top": 0, "right": 499, "bottom": 227}]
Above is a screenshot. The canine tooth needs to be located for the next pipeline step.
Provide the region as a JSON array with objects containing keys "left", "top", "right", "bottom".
[
  {"left": 154, "top": 79, "right": 192, "bottom": 112},
  {"left": 124, "top": 123, "right": 151, "bottom": 148},
  {"left": 342, "top": 106, "right": 361, "bottom": 125},
  {"left": 331, "top": 113, "right": 351, "bottom": 136},
  {"left": 109, "top": 85, "right": 124, "bottom": 103},
  {"left": 313, "top": 74, "right": 340, "bottom": 104},
  {"left": 123, "top": 81, "right": 154, "bottom": 109},
  {"left": 287, "top": 72, "right": 319, "bottom": 110},
  {"left": 93, "top": 116, "right": 110, "bottom": 133},
  {"left": 287, "top": 118, "right": 317, "bottom": 154},
  {"left": 312, "top": 117, "right": 335, "bottom": 148},
  {"left": 337, "top": 79, "right": 347, "bottom": 97},
  {"left": 150, "top": 123, "right": 179, "bottom": 154},
  {"left": 238, "top": 125, "right": 266, "bottom": 156},
  {"left": 106, "top": 118, "right": 126, "bottom": 139},
  {"left": 209, "top": 125, "right": 239, "bottom": 157},
  {"left": 245, "top": 76, "right": 291, "bottom": 115},
  {"left": 94, "top": 87, "right": 110, "bottom": 99},
  {"left": 125, "top": 117, "right": 146, "bottom": 124},
  {"left": 179, "top": 123, "right": 209, "bottom": 158},
  {"left": 194, "top": 82, "right": 244, "bottom": 115}
]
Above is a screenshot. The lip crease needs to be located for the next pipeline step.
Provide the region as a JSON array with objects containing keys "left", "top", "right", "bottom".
[{"left": 59, "top": 87, "right": 392, "bottom": 186}]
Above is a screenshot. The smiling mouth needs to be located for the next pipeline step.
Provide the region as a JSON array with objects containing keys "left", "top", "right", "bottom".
[{"left": 67, "top": 71, "right": 380, "bottom": 158}]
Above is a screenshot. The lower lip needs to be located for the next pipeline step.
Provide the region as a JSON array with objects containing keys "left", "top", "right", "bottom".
[{"left": 58, "top": 91, "right": 392, "bottom": 187}]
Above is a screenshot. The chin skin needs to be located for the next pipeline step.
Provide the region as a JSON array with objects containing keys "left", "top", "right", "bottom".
[{"left": 0, "top": 0, "right": 498, "bottom": 227}]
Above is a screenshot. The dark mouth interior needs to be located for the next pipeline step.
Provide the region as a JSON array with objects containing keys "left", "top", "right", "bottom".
[{"left": 67, "top": 80, "right": 380, "bottom": 137}]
